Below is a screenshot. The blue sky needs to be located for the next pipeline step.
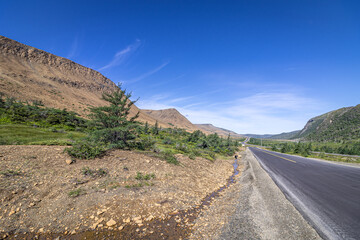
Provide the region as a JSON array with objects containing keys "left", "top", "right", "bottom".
[{"left": 1, "top": 0, "right": 359, "bottom": 134}]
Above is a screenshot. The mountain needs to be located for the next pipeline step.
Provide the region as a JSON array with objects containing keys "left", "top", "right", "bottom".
[
  {"left": 296, "top": 105, "right": 360, "bottom": 142},
  {"left": 247, "top": 105, "right": 360, "bottom": 142},
  {"left": 142, "top": 109, "right": 242, "bottom": 137},
  {"left": 0, "top": 35, "right": 241, "bottom": 137},
  {"left": 142, "top": 108, "right": 198, "bottom": 132},
  {"left": 269, "top": 130, "right": 301, "bottom": 140},
  {"left": 195, "top": 124, "right": 243, "bottom": 138},
  {"left": 243, "top": 133, "right": 275, "bottom": 139},
  {"left": 0, "top": 35, "right": 161, "bottom": 126}
]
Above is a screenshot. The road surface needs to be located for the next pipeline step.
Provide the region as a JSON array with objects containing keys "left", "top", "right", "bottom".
[{"left": 249, "top": 147, "right": 360, "bottom": 240}]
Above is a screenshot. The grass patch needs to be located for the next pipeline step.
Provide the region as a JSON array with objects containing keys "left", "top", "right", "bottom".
[
  {"left": 81, "top": 167, "right": 108, "bottom": 178},
  {"left": 135, "top": 172, "right": 156, "bottom": 180},
  {"left": 0, "top": 124, "right": 85, "bottom": 145},
  {"left": 68, "top": 188, "right": 85, "bottom": 197}
]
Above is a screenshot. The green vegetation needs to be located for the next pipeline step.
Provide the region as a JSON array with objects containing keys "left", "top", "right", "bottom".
[
  {"left": 0, "top": 124, "right": 85, "bottom": 145},
  {"left": 248, "top": 138, "right": 360, "bottom": 163},
  {"left": 288, "top": 105, "right": 360, "bottom": 142},
  {"left": 0, "top": 94, "right": 87, "bottom": 145},
  {"left": 81, "top": 167, "right": 108, "bottom": 177},
  {"left": 65, "top": 139, "right": 108, "bottom": 159},
  {"left": 0, "top": 87, "right": 240, "bottom": 164},
  {"left": 0, "top": 95, "right": 87, "bottom": 130},
  {"left": 305, "top": 105, "right": 360, "bottom": 142},
  {"left": 135, "top": 172, "right": 156, "bottom": 180},
  {"left": 88, "top": 84, "right": 140, "bottom": 149},
  {"left": 65, "top": 85, "right": 239, "bottom": 162},
  {"left": 68, "top": 188, "right": 85, "bottom": 197}
]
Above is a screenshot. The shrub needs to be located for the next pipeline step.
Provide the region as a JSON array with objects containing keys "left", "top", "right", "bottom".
[
  {"left": 175, "top": 143, "right": 189, "bottom": 153},
  {"left": 136, "top": 135, "right": 156, "bottom": 150},
  {"left": 161, "top": 150, "right": 179, "bottom": 165},
  {"left": 188, "top": 152, "right": 196, "bottom": 160},
  {"left": 65, "top": 139, "right": 108, "bottom": 159},
  {"left": 135, "top": 172, "right": 156, "bottom": 180},
  {"left": 162, "top": 137, "right": 173, "bottom": 145}
]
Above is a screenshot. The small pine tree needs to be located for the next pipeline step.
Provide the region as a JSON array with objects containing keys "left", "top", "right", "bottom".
[
  {"left": 144, "top": 121, "right": 149, "bottom": 134},
  {"left": 226, "top": 133, "right": 231, "bottom": 147},
  {"left": 89, "top": 84, "right": 140, "bottom": 149},
  {"left": 0, "top": 93, "right": 5, "bottom": 109},
  {"left": 152, "top": 121, "right": 159, "bottom": 135}
]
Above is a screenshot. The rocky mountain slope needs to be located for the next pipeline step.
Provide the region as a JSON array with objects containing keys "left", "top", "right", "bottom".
[
  {"left": 0, "top": 35, "right": 165, "bottom": 126},
  {"left": 195, "top": 124, "right": 243, "bottom": 138},
  {"left": 142, "top": 108, "right": 197, "bottom": 132},
  {"left": 142, "top": 109, "right": 243, "bottom": 137}
]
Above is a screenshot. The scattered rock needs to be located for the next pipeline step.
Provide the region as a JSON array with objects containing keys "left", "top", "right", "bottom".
[
  {"left": 65, "top": 159, "right": 74, "bottom": 165},
  {"left": 106, "top": 219, "right": 116, "bottom": 227},
  {"left": 8, "top": 209, "right": 16, "bottom": 216}
]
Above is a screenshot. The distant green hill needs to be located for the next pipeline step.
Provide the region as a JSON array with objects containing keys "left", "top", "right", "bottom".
[
  {"left": 244, "top": 130, "right": 300, "bottom": 140},
  {"left": 270, "top": 130, "right": 301, "bottom": 140},
  {"left": 294, "top": 104, "right": 360, "bottom": 142}
]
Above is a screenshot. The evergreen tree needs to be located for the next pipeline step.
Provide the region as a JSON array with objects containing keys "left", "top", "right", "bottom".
[
  {"left": 152, "top": 121, "right": 159, "bottom": 135},
  {"left": 226, "top": 133, "right": 231, "bottom": 147},
  {"left": 144, "top": 121, "right": 149, "bottom": 134},
  {"left": 89, "top": 84, "right": 140, "bottom": 149}
]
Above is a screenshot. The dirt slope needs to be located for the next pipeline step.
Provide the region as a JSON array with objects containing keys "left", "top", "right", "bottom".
[{"left": 0, "top": 145, "right": 235, "bottom": 238}]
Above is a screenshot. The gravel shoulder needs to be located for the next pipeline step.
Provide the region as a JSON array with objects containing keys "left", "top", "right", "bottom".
[{"left": 190, "top": 148, "right": 322, "bottom": 240}]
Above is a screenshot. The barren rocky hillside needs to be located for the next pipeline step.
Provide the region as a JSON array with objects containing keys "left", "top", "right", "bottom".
[
  {"left": 195, "top": 124, "right": 243, "bottom": 138},
  {"left": 0, "top": 35, "right": 159, "bottom": 125},
  {"left": 142, "top": 108, "right": 198, "bottom": 132}
]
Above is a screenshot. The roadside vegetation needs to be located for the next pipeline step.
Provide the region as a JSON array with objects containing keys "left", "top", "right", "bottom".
[
  {"left": 0, "top": 87, "right": 241, "bottom": 164},
  {"left": 248, "top": 138, "right": 360, "bottom": 163},
  {"left": 0, "top": 93, "right": 87, "bottom": 145}
]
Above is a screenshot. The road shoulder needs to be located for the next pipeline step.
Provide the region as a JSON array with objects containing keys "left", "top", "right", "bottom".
[{"left": 218, "top": 148, "right": 321, "bottom": 240}]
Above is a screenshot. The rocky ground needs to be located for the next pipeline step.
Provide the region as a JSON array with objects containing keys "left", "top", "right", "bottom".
[
  {"left": 0, "top": 145, "right": 238, "bottom": 239},
  {"left": 0, "top": 146, "right": 323, "bottom": 240}
]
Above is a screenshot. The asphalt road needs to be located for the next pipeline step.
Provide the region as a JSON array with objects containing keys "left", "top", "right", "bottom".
[{"left": 249, "top": 147, "right": 360, "bottom": 240}]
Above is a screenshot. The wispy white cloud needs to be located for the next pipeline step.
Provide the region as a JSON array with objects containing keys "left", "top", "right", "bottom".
[
  {"left": 99, "top": 39, "right": 141, "bottom": 71},
  {"left": 137, "top": 89, "right": 324, "bottom": 134},
  {"left": 67, "top": 36, "right": 79, "bottom": 59},
  {"left": 124, "top": 61, "right": 169, "bottom": 84}
]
